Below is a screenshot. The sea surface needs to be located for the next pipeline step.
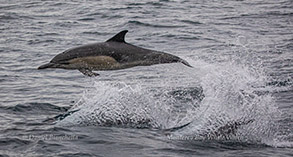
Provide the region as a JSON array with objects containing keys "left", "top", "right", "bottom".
[{"left": 0, "top": 0, "right": 292, "bottom": 156}]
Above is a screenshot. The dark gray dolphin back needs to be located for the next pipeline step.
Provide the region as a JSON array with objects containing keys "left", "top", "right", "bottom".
[{"left": 49, "top": 30, "right": 130, "bottom": 64}]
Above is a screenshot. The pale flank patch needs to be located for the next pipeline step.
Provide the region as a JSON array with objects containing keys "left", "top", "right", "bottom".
[{"left": 68, "top": 56, "right": 120, "bottom": 70}]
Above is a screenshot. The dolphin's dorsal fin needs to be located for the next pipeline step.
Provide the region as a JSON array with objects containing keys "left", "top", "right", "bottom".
[{"left": 106, "top": 30, "right": 128, "bottom": 43}]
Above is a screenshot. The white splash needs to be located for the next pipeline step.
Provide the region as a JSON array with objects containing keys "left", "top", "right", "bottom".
[{"left": 57, "top": 56, "right": 286, "bottom": 146}]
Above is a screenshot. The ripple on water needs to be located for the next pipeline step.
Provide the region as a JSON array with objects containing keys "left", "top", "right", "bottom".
[
  {"left": 3, "top": 103, "right": 69, "bottom": 114},
  {"left": 128, "top": 20, "right": 185, "bottom": 28}
]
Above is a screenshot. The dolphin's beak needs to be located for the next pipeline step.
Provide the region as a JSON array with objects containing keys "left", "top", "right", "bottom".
[
  {"left": 179, "top": 59, "right": 193, "bottom": 67},
  {"left": 38, "top": 63, "right": 55, "bottom": 69}
]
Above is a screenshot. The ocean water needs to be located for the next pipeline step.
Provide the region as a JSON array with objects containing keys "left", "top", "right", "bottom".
[{"left": 0, "top": 0, "right": 292, "bottom": 156}]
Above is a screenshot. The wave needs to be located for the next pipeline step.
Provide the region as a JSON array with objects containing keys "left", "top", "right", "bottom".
[
  {"left": 2, "top": 103, "right": 69, "bottom": 114},
  {"left": 128, "top": 20, "right": 184, "bottom": 28},
  {"left": 179, "top": 20, "right": 202, "bottom": 25}
]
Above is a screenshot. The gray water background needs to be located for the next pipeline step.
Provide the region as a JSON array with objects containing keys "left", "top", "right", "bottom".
[{"left": 0, "top": 0, "right": 292, "bottom": 156}]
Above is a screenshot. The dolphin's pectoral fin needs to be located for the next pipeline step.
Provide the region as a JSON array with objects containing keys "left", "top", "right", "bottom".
[
  {"left": 43, "top": 109, "right": 80, "bottom": 123},
  {"left": 161, "top": 122, "right": 192, "bottom": 136},
  {"left": 163, "top": 122, "right": 191, "bottom": 132},
  {"left": 78, "top": 69, "right": 99, "bottom": 77}
]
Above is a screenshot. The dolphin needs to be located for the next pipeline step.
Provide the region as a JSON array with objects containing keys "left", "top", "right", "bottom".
[
  {"left": 44, "top": 108, "right": 254, "bottom": 139},
  {"left": 38, "top": 30, "right": 192, "bottom": 77}
]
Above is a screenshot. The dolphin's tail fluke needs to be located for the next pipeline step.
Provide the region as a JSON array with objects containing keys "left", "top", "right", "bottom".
[{"left": 38, "top": 63, "right": 56, "bottom": 69}]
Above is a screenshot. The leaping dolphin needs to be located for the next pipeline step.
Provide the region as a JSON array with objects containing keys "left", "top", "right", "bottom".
[{"left": 38, "top": 30, "right": 192, "bottom": 77}]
